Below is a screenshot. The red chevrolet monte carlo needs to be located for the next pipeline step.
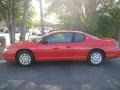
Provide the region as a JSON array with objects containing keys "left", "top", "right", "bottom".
[{"left": 2, "top": 31, "right": 120, "bottom": 66}]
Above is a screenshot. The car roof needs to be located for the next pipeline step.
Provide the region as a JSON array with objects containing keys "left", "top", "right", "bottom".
[{"left": 48, "top": 30, "right": 85, "bottom": 35}]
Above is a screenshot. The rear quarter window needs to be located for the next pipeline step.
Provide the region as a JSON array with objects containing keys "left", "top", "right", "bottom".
[{"left": 73, "top": 33, "right": 85, "bottom": 42}]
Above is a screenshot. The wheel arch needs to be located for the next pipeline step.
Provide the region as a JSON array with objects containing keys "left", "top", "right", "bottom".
[
  {"left": 88, "top": 48, "right": 106, "bottom": 58},
  {"left": 15, "top": 49, "right": 35, "bottom": 60}
]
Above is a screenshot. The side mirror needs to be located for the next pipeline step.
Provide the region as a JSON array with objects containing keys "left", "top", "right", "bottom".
[
  {"left": 41, "top": 38, "right": 48, "bottom": 44},
  {"left": 42, "top": 40, "right": 48, "bottom": 44}
]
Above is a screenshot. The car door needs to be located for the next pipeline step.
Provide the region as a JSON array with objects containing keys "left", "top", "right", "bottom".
[
  {"left": 36, "top": 32, "right": 75, "bottom": 60},
  {"left": 72, "top": 33, "right": 88, "bottom": 60}
]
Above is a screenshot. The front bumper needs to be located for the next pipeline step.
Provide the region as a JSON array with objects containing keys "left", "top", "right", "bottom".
[{"left": 2, "top": 50, "right": 16, "bottom": 61}]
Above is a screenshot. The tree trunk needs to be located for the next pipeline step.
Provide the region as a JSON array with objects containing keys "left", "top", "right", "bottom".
[
  {"left": 20, "top": 0, "right": 30, "bottom": 41},
  {"left": 40, "top": 0, "right": 45, "bottom": 36},
  {"left": 69, "top": 0, "right": 82, "bottom": 30},
  {"left": 8, "top": 0, "right": 15, "bottom": 44}
]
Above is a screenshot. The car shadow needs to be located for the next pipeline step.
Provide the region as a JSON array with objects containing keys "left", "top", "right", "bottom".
[{"left": 0, "top": 59, "right": 115, "bottom": 68}]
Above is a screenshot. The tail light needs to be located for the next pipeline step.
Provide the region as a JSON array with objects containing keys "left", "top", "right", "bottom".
[{"left": 116, "top": 41, "right": 119, "bottom": 49}]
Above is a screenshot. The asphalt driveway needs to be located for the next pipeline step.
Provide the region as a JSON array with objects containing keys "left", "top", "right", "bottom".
[{"left": 0, "top": 57, "right": 120, "bottom": 90}]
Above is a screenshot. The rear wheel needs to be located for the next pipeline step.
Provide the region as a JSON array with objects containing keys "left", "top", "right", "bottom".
[
  {"left": 88, "top": 50, "right": 104, "bottom": 66},
  {"left": 16, "top": 50, "right": 34, "bottom": 66}
]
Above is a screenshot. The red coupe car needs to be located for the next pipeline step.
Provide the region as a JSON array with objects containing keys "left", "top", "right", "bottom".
[{"left": 2, "top": 31, "right": 120, "bottom": 66}]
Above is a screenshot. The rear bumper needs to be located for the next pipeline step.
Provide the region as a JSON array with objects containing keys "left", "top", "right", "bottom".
[{"left": 106, "top": 49, "right": 120, "bottom": 59}]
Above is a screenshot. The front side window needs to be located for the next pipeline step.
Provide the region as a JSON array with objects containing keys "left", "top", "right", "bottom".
[
  {"left": 73, "top": 33, "right": 85, "bottom": 42},
  {"left": 47, "top": 33, "right": 73, "bottom": 43}
]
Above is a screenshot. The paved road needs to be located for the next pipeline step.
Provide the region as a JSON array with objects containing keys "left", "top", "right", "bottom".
[{"left": 0, "top": 58, "right": 120, "bottom": 90}]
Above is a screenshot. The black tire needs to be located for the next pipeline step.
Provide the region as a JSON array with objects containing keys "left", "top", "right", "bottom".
[
  {"left": 16, "top": 50, "right": 34, "bottom": 66},
  {"left": 88, "top": 50, "right": 104, "bottom": 66}
]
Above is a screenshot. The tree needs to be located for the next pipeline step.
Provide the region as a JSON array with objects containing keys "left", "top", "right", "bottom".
[
  {"left": 0, "top": 0, "right": 36, "bottom": 43},
  {"left": 46, "top": 0, "right": 82, "bottom": 30},
  {"left": 96, "top": 0, "right": 120, "bottom": 39},
  {"left": 46, "top": 0, "right": 120, "bottom": 40},
  {"left": 39, "top": 0, "right": 45, "bottom": 35},
  {"left": 16, "top": 5, "right": 37, "bottom": 28},
  {"left": 20, "top": 0, "right": 30, "bottom": 41},
  {"left": 0, "top": 0, "right": 23, "bottom": 44}
]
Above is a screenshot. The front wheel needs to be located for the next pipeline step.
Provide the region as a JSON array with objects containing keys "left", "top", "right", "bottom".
[
  {"left": 88, "top": 51, "right": 104, "bottom": 66},
  {"left": 16, "top": 50, "right": 34, "bottom": 66}
]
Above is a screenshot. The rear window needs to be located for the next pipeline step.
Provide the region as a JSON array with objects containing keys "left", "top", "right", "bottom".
[{"left": 87, "top": 34, "right": 99, "bottom": 40}]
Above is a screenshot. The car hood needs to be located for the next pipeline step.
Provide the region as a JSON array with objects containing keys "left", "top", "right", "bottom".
[
  {"left": 15, "top": 41, "right": 33, "bottom": 45},
  {"left": 7, "top": 41, "right": 35, "bottom": 50}
]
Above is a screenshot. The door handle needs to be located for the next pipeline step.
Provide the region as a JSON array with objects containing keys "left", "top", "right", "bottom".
[{"left": 66, "top": 46, "right": 70, "bottom": 48}]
